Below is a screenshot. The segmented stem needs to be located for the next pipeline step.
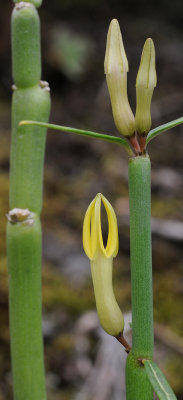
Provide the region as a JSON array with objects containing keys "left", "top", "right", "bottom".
[{"left": 7, "top": 2, "right": 50, "bottom": 399}]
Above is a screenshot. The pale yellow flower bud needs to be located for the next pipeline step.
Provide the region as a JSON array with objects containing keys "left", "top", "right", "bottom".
[
  {"left": 104, "top": 19, "right": 135, "bottom": 137},
  {"left": 83, "top": 193, "right": 124, "bottom": 336},
  {"left": 135, "top": 38, "right": 157, "bottom": 135}
]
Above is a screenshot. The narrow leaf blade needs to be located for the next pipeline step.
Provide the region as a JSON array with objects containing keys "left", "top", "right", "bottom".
[
  {"left": 144, "top": 360, "right": 177, "bottom": 400},
  {"left": 19, "top": 120, "right": 133, "bottom": 155},
  {"left": 146, "top": 117, "right": 183, "bottom": 145}
]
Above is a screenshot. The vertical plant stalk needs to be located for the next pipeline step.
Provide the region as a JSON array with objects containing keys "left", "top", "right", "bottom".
[
  {"left": 126, "top": 155, "right": 154, "bottom": 400},
  {"left": 7, "top": 213, "right": 46, "bottom": 400},
  {"left": 7, "top": 1, "right": 50, "bottom": 400},
  {"left": 10, "top": 84, "right": 50, "bottom": 212}
]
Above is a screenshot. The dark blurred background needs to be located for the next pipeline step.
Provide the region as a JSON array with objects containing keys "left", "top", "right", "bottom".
[{"left": 0, "top": 0, "right": 183, "bottom": 399}]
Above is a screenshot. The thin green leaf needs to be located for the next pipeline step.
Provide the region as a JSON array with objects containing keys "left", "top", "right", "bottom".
[
  {"left": 144, "top": 360, "right": 177, "bottom": 400},
  {"left": 19, "top": 120, "right": 133, "bottom": 155},
  {"left": 146, "top": 117, "right": 183, "bottom": 145}
]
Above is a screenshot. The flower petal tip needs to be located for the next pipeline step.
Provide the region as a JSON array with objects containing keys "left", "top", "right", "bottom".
[{"left": 83, "top": 193, "right": 119, "bottom": 260}]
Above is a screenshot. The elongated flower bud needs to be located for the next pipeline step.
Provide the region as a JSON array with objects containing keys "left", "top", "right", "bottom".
[
  {"left": 135, "top": 38, "right": 157, "bottom": 135},
  {"left": 83, "top": 193, "right": 124, "bottom": 336},
  {"left": 104, "top": 19, "right": 135, "bottom": 137}
]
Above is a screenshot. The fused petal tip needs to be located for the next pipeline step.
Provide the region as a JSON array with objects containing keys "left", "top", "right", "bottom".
[{"left": 83, "top": 193, "right": 119, "bottom": 260}]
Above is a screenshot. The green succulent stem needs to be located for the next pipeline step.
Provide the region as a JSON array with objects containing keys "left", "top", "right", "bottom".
[
  {"left": 10, "top": 86, "right": 50, "bottom": 214},
  {"left": 7, "top": 215, "right": 46, "bottom": 400},
  {"left": 126, "top": 352, "right": 153, "bottom": 400},
  {"left": 126, "top": 155, "right": 153, "bottom": 400},
  {"left": 7, "top": 1, "right": 50, "bottom": 399},
  {"left": 12, "top": 2, "right": 41, "bottom": 88}
]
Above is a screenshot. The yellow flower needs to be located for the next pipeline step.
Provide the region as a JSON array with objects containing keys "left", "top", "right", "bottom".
[
  {"left": 83, "top": 193, "right": 124, "bottom": 336},
  {"left": 83, "top": 193, "right": 118, "bottom": 260},
  {"left": 104, "top": 19, "right": 135, "bottom": 138}
]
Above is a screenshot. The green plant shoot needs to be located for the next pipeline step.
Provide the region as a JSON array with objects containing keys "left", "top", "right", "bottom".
[
  {"left": 16, "top": 15, "right": 182, "bottom": 400},
  {"left": 7, "top": 1, "right": 50, "bottom": 400}
]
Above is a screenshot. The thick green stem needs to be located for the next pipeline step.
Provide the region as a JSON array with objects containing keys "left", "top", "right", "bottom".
[
  {"left": 7, "top": 1, "right": 50, "bottom": 399},
  {"left": 129, "top": 155, "right": 153, "bottom": 356},
  {"left": 126, "top": 155, "right": 153, "bottom": 400},
  {"left": 10, "top": 85, "right": 50, "bottom": 214},
  {"left": 12, "top": 3, "right": 41, "bottom": 88},
  {"left": 126, "top": 353, "right": 153, "bottom": 400},
  {"left": 7, "top": 213, "right": 46, "bottom": 400}
]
